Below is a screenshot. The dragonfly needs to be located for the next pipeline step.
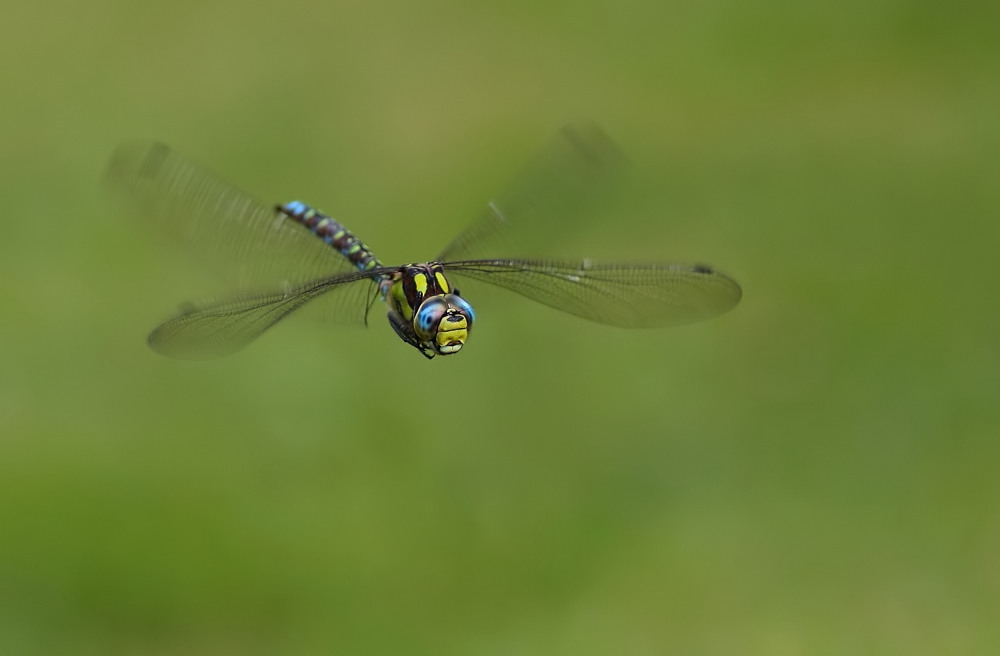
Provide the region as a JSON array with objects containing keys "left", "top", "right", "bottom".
[{"left": 106, "top": 126, "right": 741, "bottom": 359}]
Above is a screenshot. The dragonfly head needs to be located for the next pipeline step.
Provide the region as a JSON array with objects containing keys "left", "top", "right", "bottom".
[{"left": 413, "top": 294, "right": 476, "bottom": 356}]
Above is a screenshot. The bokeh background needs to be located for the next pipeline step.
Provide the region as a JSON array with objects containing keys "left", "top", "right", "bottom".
[{"left": 2, "top": 1, "right": 999, "bottom": 653}]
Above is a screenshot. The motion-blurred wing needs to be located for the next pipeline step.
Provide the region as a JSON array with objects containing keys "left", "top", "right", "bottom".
[
  {"left": 106, "top": 141, "right": 360, "bottom": 290},
  {"left": 436, "top": 124, "right": 627, "bottom": 262}
]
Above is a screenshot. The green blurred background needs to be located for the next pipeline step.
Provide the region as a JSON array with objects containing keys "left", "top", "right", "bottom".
[{"left": 2, "top": 0, "right": 999, "bottom": 653}]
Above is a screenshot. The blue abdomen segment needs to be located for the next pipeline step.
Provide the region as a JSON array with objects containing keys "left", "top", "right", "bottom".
[{"left": 277, "top": 201, "right": 382, "bottom": 271}]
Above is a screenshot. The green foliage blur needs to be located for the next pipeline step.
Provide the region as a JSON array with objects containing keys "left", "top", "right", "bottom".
[{"left": 2, "top": 0, "right": 998, "bottom": 653}]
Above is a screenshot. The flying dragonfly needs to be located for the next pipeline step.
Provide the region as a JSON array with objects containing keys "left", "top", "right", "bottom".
[{"left": 106, "top": 126, "right": 741, "bottom": 359}]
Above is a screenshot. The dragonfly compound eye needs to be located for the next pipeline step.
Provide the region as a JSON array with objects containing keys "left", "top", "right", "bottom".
[
  {"left": 447, "top": 294, "right": 475, "bottom": 327},
  {"left": 414, "top": 296, "right": 450, "bottom": 341},
  {"left": 411, "top": 294, "right": 475, "bottom": 355},
  {"left": 432, "top": 295, "right": 474, "bottom": 355}
]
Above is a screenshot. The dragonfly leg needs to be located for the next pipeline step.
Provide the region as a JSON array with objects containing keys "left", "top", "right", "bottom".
[{"left": 387, "top": 309, "right": 435, "bottom": 359}]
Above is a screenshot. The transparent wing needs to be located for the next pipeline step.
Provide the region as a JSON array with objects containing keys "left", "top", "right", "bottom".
[
  {"left": 105, "top": 141, "right": 362, "bottom": 290},
  {"left": 444, "top": 259, "right": 742, "bottom": 327},
  {"left": 436, "top": 124, "right": 627, "bottom": 262},
  {"left": 148, "top": 268, "right": 393, "bottom": 359}
]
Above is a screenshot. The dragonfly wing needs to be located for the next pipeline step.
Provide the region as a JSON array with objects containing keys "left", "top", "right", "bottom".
[
  {"left": 436, "top": 124, "right": 627, "bottom": 262},
  {"left": 149, "top": 269, "right": 389, "bottom": 359},
  {"left": 444, "top": 259, "right": 742, "bottom": 328},
  {"left": 106, "top": 141, "right": 360, "bottom": 290}
]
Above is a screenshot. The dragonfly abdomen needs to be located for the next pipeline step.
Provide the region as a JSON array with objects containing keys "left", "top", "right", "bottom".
[{"left": 277, "top": 201, "right": 382, "bottom": 272}]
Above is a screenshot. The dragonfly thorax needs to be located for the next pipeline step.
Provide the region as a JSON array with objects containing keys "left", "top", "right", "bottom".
[{"left": 383, "top": 263, "right": 476, "bottom": 358}]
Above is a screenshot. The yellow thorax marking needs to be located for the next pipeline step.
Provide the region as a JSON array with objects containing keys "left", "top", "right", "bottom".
[
  {"left": 434, "top": 271, "right": 450, "bottom": 293},
  {"left": 414, "top": 272, "right": 428, "bottom": 296},
  {"left": 390, "top": 280, "right": 412, "bottom": 319}
]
